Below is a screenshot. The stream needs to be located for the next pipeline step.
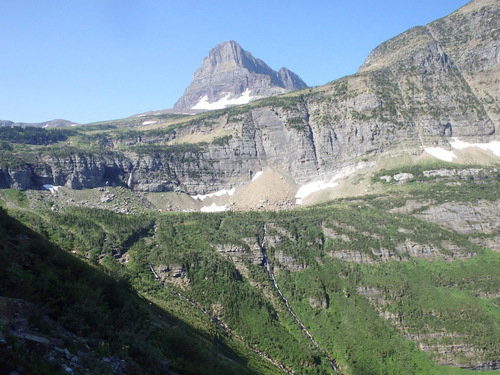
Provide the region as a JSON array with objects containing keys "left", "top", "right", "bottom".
[
  {"left": 260, "top": 223, "right": 341, "bottom": 373},
  {"left": 148, "top": 263, "right": 294, "bottom": 374}
]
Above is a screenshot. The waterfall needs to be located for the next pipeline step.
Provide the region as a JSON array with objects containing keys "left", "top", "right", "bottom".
[
  {"left": 259, "top": 223, "right": 340, "bottom": 373},
  {"left": 148, "top": 263, "right": 294, "bottom": 374}
]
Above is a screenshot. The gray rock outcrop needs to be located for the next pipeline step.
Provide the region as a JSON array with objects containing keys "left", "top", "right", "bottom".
[
  {"left": 0, "top": 0, "right": 498, "bottom": 197},
  {"left": 173, "top": 40, "right": 307, "bottom": 109}
]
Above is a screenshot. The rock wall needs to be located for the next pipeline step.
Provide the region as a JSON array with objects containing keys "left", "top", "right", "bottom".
[{"left": 0, "top": 0, "right": 498, "bottom": 194}]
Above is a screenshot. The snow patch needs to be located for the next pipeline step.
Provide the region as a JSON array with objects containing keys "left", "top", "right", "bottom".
[
  {"left": 295, "top": 162, "right": 373, "bottom": 205},
  {"left": 424, "top": 147, "right": 456, "bottom": 162},
  {"left": 142, "top": 120, "right": 158, "bottom": 126},
  {"left": 295, "top": 181, "right": 338, "bottom": 205},
  {"left": 251, "top": 171, "right": 264, "bottom": 181},
  {"left": 191, "top": 188, "right": 235, "bottom": 201},
  {"left": 43, "top": 184, "right": 60, "bottom": 193},
  {"left": 424, "top": 138, "right": 500, "bottom": 162},
  {"left": 450, "top": 138, "right": 500, "bottom": 157},
  {"left": 200, "top": 203, "right": 228, "bottom": 213},
  {"left": 192, "top": 89, "right": 255, "bottom": 110}
]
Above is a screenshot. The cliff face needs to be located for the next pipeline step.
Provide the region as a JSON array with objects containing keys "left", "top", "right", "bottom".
[
  {"left": 173, "top": 41, "right": 307, "bottom": 110},
  {"left": 359, "top": 0, "right": 499, "bottom": 130},
  {"left": 0, "top": 0, "right": 498, "bottom": 195}
]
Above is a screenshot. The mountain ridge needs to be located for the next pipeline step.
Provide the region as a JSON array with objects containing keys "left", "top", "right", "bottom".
[
  {"left": 0, "top": 119, "right": 77, "bottom": 128},
  {"left": 0, "top": 0, "right": 498, "bottom": 207},
  {"left": 2, "top": 1, "right": 500, "bottom": 373},
  {"left": 173, "top": 40, "right": 307, "bottom": 110}
]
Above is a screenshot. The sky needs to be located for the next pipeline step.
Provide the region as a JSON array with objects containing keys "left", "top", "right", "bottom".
[{"left": 0, "top": 0, "right": 470, "bottom": 124}]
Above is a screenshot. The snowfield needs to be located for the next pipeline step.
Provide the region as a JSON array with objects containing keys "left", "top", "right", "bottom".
[
  {"left": 191, "top": 188, "right": 235, "bottom": 201},
  {"left": 200, "top": 203, "right": 228, "bottom": 212},
  {"left": 449, "top": 138, "right": 500, "bottom": 156},
  {"left": 295, "top": 162, "right": 373, "bottom": 204},
  {"left": 295, "top": 180, "right": 338, "bottom": 205},
  {"left": 424, "top": 147, "right": 456, "bottom": 162},
  {"left": 251, "top": 171, "right": 264, "bottom": 181},
  {"left": 43, "top": 184, "right": 60, "bottom": 193},
  {"left": 424, "top": 138, "right": 500, "bottom": 161},
  {"left": 192, "top": 89, "right": 255, "bottom": 110}
]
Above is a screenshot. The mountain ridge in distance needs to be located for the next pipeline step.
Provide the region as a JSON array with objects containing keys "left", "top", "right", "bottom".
[
  {"left": 173, "top": 40, "right": 307, "bottom": 110},
  {"left": 0, "top": 119, "right": 77, "bottom": 128}
]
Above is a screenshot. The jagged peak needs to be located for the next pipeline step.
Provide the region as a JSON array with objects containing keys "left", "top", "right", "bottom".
[
  {"left": 174, "top": 41, "right": 307, "bottom": 109},
  {"left": 277, "top": 67, "right": 308, "bottom": 90},
  {"left": 205, "top": 40, "right": 247, "bottom": 67},
  {"left": 196, "top": 40, "right": 274, "bottom": 77}
]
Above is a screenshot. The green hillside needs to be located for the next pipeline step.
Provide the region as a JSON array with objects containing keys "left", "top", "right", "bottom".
[{"left": 1, "top": 162, "right": 499, "bottom": 374}]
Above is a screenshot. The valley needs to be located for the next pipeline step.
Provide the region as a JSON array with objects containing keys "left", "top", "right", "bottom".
[
  {"left": 1, "top": 0, "right": 499, "bottom": 373},
  {"left": 1, "top": 162, "right": 500, "bottom": 374}
]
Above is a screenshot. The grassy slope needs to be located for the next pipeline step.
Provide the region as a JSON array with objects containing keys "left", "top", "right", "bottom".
[
  {"left": 1, "top": 163, "right": 499, "bottom": 374},
  {"left": 0, "top": 207, "right": 282, "bottom": 375}
]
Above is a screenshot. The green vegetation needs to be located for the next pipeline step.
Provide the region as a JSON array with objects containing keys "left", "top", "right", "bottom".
[
  {"left": 0, "top": 189, "right": 29, "bottom": 208},
  {"left": 2, "top": 168, "right": 499, "bottom": 374},
  {"left": 0, "top": 207, "right": 283, "bottom": 375},
  {"left": 0, "top": 127, "right": 77, "bottom": 145},
  {"left": 2, "top": 1, "right": 500, "bottom": 371},
  {"left": 286, "top": 116, "right": 306, "bottom": 131}
]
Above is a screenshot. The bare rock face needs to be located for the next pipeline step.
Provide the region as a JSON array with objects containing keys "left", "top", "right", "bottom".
[
  {"left": 414, "top": 200, "right": 500, "bottom": 235},
  {"left": 359, "top": 0, "right": 500, "bottom": 134},
  {"left": 1, "top": 1, "right": 499, "bottom": 198},
  {"left": 173, "top": 41, "right": 307, "bottom": 110},
  {"left": 153, "top": 264, "right": 189, "bottom": 289},
  {"left": 273, "top": 250, "right": 308, "bottom": 271}
]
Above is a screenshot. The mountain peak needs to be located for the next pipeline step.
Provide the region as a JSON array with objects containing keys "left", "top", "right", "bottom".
[
  {"left": 173, "top": 41, "right": 307, "bottom": 110},
  {"left": 196, "top": 40, "right": 272, "bottom": 77},
  {"left": 208, "top": 40, "right": 246, "bottom": 64}
]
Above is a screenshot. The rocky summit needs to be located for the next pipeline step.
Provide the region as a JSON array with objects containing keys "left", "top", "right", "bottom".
[
  {"left": 1, "top": 1, "right": 500, "bottom": 374},
  {"left": 0, "top": 0, "right": 499, "bottom": 211},
  {"left": 173, "top": 40, "right": 307, "bottom": 110}
]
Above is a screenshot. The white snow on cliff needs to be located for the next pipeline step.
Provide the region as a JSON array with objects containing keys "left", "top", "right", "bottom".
[
  {"left": 424, "top": 147, "right": 456, "bottom": 162},
  {"left": 424, "top": 138, "right": 500, "bottom": 162},
  {"left": 191, "top": 188, "right": 235, "bottom": 201},
  {"left": 43, "top": 184, "right": 60, "bottom": 194},
  {"left": 295, "top": 162, "right": 373, "bottom": 204},
  {"left": 192, "top": 89, "right": 255, "bottom": 110}
]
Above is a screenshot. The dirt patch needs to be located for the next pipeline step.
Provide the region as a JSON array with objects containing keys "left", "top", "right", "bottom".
[{"left": 231, "top": 168, "right": 298, "bottom": 211}]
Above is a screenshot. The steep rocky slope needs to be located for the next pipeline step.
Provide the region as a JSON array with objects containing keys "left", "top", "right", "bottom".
[
  {"left": 173, "top": 40, "right": 307, "bottom": 110},
  {"left": 0, "top": 0, "right": 498, "bottom": 209},
  {"left": 2, "top": 165, "right": 499, "bottom": 373}
]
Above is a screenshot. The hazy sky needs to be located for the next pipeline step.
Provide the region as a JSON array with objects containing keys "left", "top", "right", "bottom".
[{"left": 1, "top": 0, "right": 469, "bottom": 124}]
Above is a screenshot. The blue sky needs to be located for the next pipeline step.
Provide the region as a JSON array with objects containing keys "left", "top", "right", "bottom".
[{"left": 1, "top": 0, "right": 469, "bottom": 124}]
